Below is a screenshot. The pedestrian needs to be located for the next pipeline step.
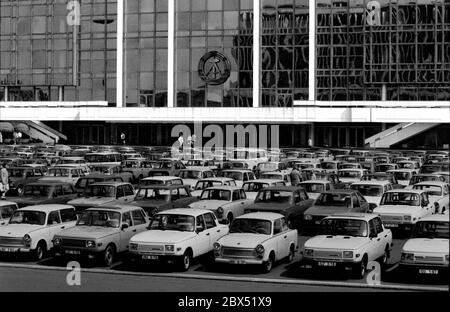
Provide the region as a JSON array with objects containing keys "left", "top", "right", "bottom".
[
  {"left": 177, "top": 132, "right": 184, "bottom": 152},
  {"left": 120, "top": 132, "right": 126, "bottom": 145},
  {"left": 0, "top": 163, "right": 9, "bottom": 199},
  {"left": 308, "top": 137, "right": 313, "bottom": 148},
  {"left": 290, "top": 165, "right": 301, "bottom": 186}
]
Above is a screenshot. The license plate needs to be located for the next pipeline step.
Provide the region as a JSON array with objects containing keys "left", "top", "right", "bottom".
[
  {"left": 419, "top": 269, "right": 439, "bottom": 275},
  {"left": 0, "top": 247, "right": 18, "bottom": 252},
  {"left": 142, "top": 255, "right": 158, "bottom": 260},
  {"left": 384, "top": 223, "right": 398, "bottom": 228},
  {"left": 232, "top": 260, "right": 247, "bottom": 264},
  {"left": 318, "top": 261, "right": 336, "bottom": 267},
  {"left": 65, "top": 250, "right": 81, "bottom": 255}
]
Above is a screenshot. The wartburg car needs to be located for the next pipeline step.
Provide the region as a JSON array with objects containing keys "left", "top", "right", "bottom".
[
  {"left": 128, "top": 209, "right": 229, "bottom": 271},
  {"left": 0, "top": 205, "right": 78, "bottom": 260},
  {"left": 301, "top": 213, "right": 393, "bottom": 278},
  {"left": 214, "top": 212, "right": 298, "bottom": 273}
]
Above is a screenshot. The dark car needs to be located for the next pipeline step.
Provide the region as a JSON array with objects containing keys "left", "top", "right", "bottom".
[
  {"left": 6, "top": 167, "right": 45, "bottom": 196},
  {"left": 420, "top": 163, "right": 448, "bottom": 174},
  {"left": 243, "top": 186, "right": 315, "bottom": 229},
  {"left": 130, "top": 185, "right": 199, "bottom": 217},
  {"left": 302, "top": 189, "right": 372, "bottom": 234},
  {"left": 74, "top": 173, "right": 125, "bottom": 194},
  {"left": 7, "top": 181, "right": 78, "bottom": 208}
]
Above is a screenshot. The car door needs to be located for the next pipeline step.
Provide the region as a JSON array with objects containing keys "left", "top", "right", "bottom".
[
  {"left": 278, "top": 217, "right": 291, "bottom": 258},
  {"left": 122, "top": 184, "right": 135, "bottom": 203},
  {"left": 47, "top": 210, "right": 65, "bottom": 248},
  {"left": 232, "top": 190, "right": 245, "bottom": 216},
  {"left": 203, "top": 212, "right": 219, "bottom": 249},
  {"left": 52, "top": 185, "right": 65, "bottom": 204},
  {"left": 120, "top": 212, "right": 135, "bottom": 252},
  {"left": 273, "top": 219, "right": 285, "bottom": 259},
  {"left": 131, "top": 209, "right": 149, "bottom": 234},
  {"left": 420, "top": 193, "right": 432, "bottom": 217},
  {"left": 175, "top": 187, "right": 194, "bottom": 207},
  {"left": 373, "top": 216, "right": 389, "bottom": 256},
  {"left": 60, "top": 208, "right": 78, "bottom": 229},
  {"left": 367, "top": 219, "right": 380, "bottom": 261},
  {"left": 195, "top": 215, "right": 210, "bottom": 256}
]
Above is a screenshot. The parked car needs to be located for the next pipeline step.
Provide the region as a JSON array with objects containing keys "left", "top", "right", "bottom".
[
  {"left": 259, "top": 171, "right": 292, "bottom": 186},
  {"left": 8, "top": 181, "right": 79, "bottom": 208},
  {"left": 189, "top": 186, "right": 254, "bottom": 224},
  {"left": 53, "top": 205, "right": 149, "bottom": 266},
  {"left": 320, "top": 161, "right": 341, "bottom": 174},
  {"left": 131, "top": 185, "right": 199, "bottom": 217},
  {"left": 397, "top": 161, "right": 420, "bottom": 170},
  {"left": 254, "top": 161, "right": 289, "bottom": 178},
  {"left": 68, "top": 182, "right": 136, "bottom": 213},
  {"left": 399, "top": 214, "right": 448, "bottom": 277},
  {"left": 350, "top": 180, "right": 393, "bottom": 208},
  {"left": 191, "top": 177, "right": 237, "bottom": 197},
  {"left": 214, "top": 212, "right": 298, "bottom": 273},
  {"left": 386, "top": 169, "right": 418, "bottom": 187},
  {"left": 338, "top": 169, "right": 369, "bottom": 184},
  {"left": 39, "top": 166, "right": 86, "bottom": 185},
  {"left": 412, "top": 182, "right": 449, "bottom": 214},
  {"left": 420, "top": 163, "right": 446, "bottom": 174},
  {"left": 179, "top": 167, "right": 215, "bottom": 190},
  {"left": 302, "top": 189, "right": 371, "bottom": 233},
  {"left": 139, "top": 176, "right": 184, "bottom": 187},
  {"left": 73, "top": 174, "right": 125, "bottom": 194},
  {"left": 121, "top": 159, "right": 156, "bottom": 183},
  {"left": 90, "top": 164, "right": 133, "bottom": 183},
  {"left": 299, "top": 180, "right": 335, "bottom": 200},
  {"left": 313, "top": 172, "right": 347, "bottom": 189},
  {"left": 244, "top": 186, "right": 315, "bottom": 229},
  {"left": 128, "top": 208, "right": 229, "bottom": 271},
  {"left": 373, "top": 189, "right": 434, "bottom": 232},
  {"left": 242, "top": 179, "right": 286, "bottom": 200},
  {"left": 0, "top": 201, "right": 18, "bottom": 226},
  {"left": 6, "top": 167, "right": 45, "bottom": 196},
  {"left": 300, "top": 213, "right": 393, "bottom": 278},
  {"left": 407, "top": 173, "right": 447, "bottom": 187},
  {"left": 216, "top": 169, "right": 256, "bottom": 187},
  {"left": 338, "top": 163, "right": 363, "bottom": 170},
  {"left": 375, "top": 163, "right": 399, "bottom": 173},
  {"left": 0, "top": 205, "right": 78, "bottom": 260}
]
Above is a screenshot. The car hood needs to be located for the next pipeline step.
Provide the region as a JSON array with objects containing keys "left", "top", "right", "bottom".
[
  {"left": 304, "top": 205, "right": 352, "bottom": 216},
  {"left": 130, "top": 230, "right": 196, "bottom": 244},
  {"left": 373, "top": 205, "right": 422, "bottom": 215},
  {"left": 0, "top": 224, "right": 44, "bottom": 236},
  {"left": 7, "top": 197, "right": 47, "bottom": 205},
  {"left": 304, "top": 235, "right": 368, "bottom": 250},
  {"left": 189, "top": 200, "right": 227, "bottom": 210},
  {"left": 68, "top": 197, "right": 115, "bottom": 206},
  {"left": 246, "top": 202, "right": 291, "bottom": 211},
  {"left": 402, "top": 238, "right": 449, "bottom": 254},
  {"left": 56, "top": 226, "right": 117, "bottom": 240},
  {"left": 217, "top": 233, "right": 269, "bottom": 249}
]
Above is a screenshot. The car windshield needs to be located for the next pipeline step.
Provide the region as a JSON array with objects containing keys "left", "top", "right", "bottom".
[
  {"left": 195, "top": 181, "right": 223, "bottom": 190},
  {"left": 391, "top": 172, "right": 411, "bottom": 180},
  {"left": 84, "top": 185, "right": 116, "bottom": 197},
  {"left": 260, "top": 173, "right": 283, "bottom": 180},
  {"left": 259, "top": 163, "right": 277, "bottom": 170},
  {"left": 47, "top": 169, "right": 70, "bottom": 177},
  {"left": 380, "top": 192, "right": 420, "bottom": 206},
  {"left": 243, "top": 182, "right": 269, "bottom": 192},
  {"left": 315, "top": 193, "right": 352, "bottom": 207},
  {"left": 351, "top": 185, "right": 383, "bottom": 197},
  {"left": 412, "top": 185, "right": 443, "bottom": 196},
  {"left": 300, "top": 183, "right": 325, "bottom": 193},
  {"left": 91, "top": 166, "right": 112, "bottom": 174},
  {"left": 148, "top": 214, "right": 195, "bottom": 232},
  {"left": 319, "top": 218, "right": 368, "bottom": 237},
  {"left": 180, "top": 170, "right": 202, "bottom": 179},
  {"left": 376, "top": 165, "right": 394, "bottom": 171},
  {"left": 321, "top": 162, "right": 337, "bottom": 169},
  {"left": 23, "top": 185, "right": 51, "bottom": 197},
  {"left": 411, "top": 221, "right": 449, "bottom": 239},
  {"left": 220, "top": 171, "right": 243, "bottom": 180},
  {"left": 255, "top": 190, "right": 292, "bottom": 203},
  {"left": 230, "top": 219, "right": 272, "bottom": 235},
  {"left": 77, "top": 210, "right": 120, "bottom": 228},
  {"left": 135, "top": 188, "right": 170, "bottom": 201},
  {"left": 9, "top": 210, "right": 46, "bottom": 226},
  {"left": 339, "top": 171, "right": 361, "bottom": 178},
  {"left": 340, "top": 164, "right": 358, "bottom": 169},
  {"left": 398, "top": 163, "right": 415, "bottom": 169},
  {"left": 0, "top": 205, "right": 16, "bottom": 219},
  {"left": 200, "top": 189, "right": 231, "bottom": 201}
]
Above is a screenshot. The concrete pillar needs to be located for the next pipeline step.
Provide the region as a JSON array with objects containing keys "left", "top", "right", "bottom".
[
  {"left": 382, "top": 84, "right": 387, "bottom": 101},
  {"left": 4, "top": 86, "right": 8, "bottom": 101},
  {"left": 116, "top": 0, "right": 124, "bottom": 107},
  {"left": 309, "top": 123, "right": 315, "bottom": 147},
  {"left": 58, "top": 86, "right": 64, "bottom": 101}
]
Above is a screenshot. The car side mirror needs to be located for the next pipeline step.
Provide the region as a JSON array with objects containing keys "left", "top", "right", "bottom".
[{"left": 121, "top": 223, "right": 129, "bottom": 230}]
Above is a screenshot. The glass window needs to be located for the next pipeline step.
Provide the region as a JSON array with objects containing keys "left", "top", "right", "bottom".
[
  {"left": 60, "top": 209, "right": 77, "bottom": 222},
  {"left": 48, "top": 211, "right": 61, "bottom": 225},
  {"left": 203, "top": 213, "right": 216, "bottom": 229},
  {"left": 132, "top": 210, "right": 146, "bottom": 225}
]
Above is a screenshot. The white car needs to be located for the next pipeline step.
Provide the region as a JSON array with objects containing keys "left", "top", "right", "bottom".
[
  {"left": 299, "top": 180, "right": 334, "bottom": 200},
  {"left": 179, "top": 167, "right": 215, "bottom": 190},
  {"left": 189, "top": 186, "right": 254, "bottom": 224},
  {"left": 217, "top": 169, "right": 256, "bottom": 188},
  {"left": 0, "top": 201, "right": 18, "bottom": 226},
  {"left": 242, "top": 179, "right": 286, "bottom": 200},
  {"left": 0, "top": 204, "right": 78, "bottom": 260},
  {"left": 139, "top": 176, "right": 184, "bottom": 187},
  {"left": 412, "top": 181, "right": 449, "bottom": 214},
  {"left": 338, "top": 169, "right": 369, "bottom": 184},
  {"left": 400, "top": 214, "right": 449, "bottom": 276},
  {"left": 301, "top": 213, "right": 393, "bottom": 278},
  {"left": 40, "top": 166, "right": 86, "bottom": 185},
  {"left": 214, "top": 212, "right": 298, "bottom": 273},
  {"left": 191, "top": 177, "right": 237, "bottom": 198},
  {"left": 350, "top": 180, "right": 393, "bottom": 208},
  {"left": 387, "top": 169, "right": 418, "bottom": 187},
  {"left": 373, "top": 189, "right": 434, "bottom": 232},
  {"left": 129, "top": 208, "right": 229, "bottom": 271},
  {"left": 259, "top": 171, "right": 292, "bottom": 186}
]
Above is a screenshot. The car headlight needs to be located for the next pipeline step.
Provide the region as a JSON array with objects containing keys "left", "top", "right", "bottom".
[
  {"left": 129, "top": 243, "right": 138, "bottom": 251},
  {"left": 23, "top": 234, "right": 31, "bottom": 247},
  {"left": 401, "top": 252, "right": 414, "bottom": 261},
  {"left": 343, "top": 251, "right": 354, "bottom": 258},
  {"left": 165, "top": 245, "right": 174, "bottom": 252},
  {"left": 403, "top": 215, "right": 412, "bottom": 222},
  {"left": 255, "top": 244, "right": 265, "bottom": 255},
  {"left": 304, "top": 249, "right": 314, "bottom": 257},
  {"left": 217, "top": 207, "right": 224, "bottom": 217},
  {"left": 213, "top": 242, "right": 221, "bottom": 251},
  {"left": 304, "top": 215, "right": 312, "bottom": 221},
  {"left": 86, "top": 240, "right": 96, "bottom": 248},
  {"left": 53, "top": 238, "right": 62, "bottom": 246}
]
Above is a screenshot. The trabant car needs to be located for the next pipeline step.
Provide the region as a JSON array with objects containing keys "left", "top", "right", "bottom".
[
  {"left": 130, "top": 185, "right": 199, "bottom": 217},
  {"left": 301, "top": 213, "right": 393, "bottom": 278},
  {"left": 179, "top": 167, "right": 215, "bottom": 190},
  {"left": 216, "top": 169, "right": 256, "bottom": 188},
  {"left": 412, "top": 182, "right": 449, "bottom": 214},
  {"left": 350, "top": 180, "right": 393, "bottom": 208},
  {"left": 397, "top": 161, "right": 420, "bottom": 170},
  {"left": 0, "top": 201, "right": 18, "bottom": 226},
  {"left": 139, "top": 176, "right": 184, "bottom": 187},
  {"left": 191, "top": 177, "right": 237, "bottom": 198},
  {"left": 214, "top": 212, "right": 298, "bottom": 273},
  {"left": 373, "top": 189, "right": 434, "bottom": 232},
  {"left": 89, "top": 164, "right": 133, "bottom": 183},
  {"left": 68, "top": 182, "right": 136, "bottom": 213},
  {"left": 361, "top": 172, "right": 405, "bottom": 190},
  {"left": 53, "top": 205, "right": 149, "bottom": 266},
  {"left": 375, "top": 163, "right": 399, "bottom": 173},
  {"left": 260, "top": 171, "right": 292, "bottom": 186},
  {"left": 407, "top": 173, "right": 447, "bottom": 187},
  {"left": 121, "top": 159, "right": 156, "bottom": 183},
  {"left": 399, "top": 214, "right": 448, "bottom": 276},
  {"left": 242, "top": 179, "right": 286, "bottom": 200},
  {"left": 320, "top": 161, "right": 341, "bottom": 174},
  {"left": 189, "top": 186, "right": 253, "bottom": 224},
  {"left": 129, "top": 208, "right": 229, "bottom": 271},
  {"left": 73, "top": 174, "right": 125, "bottom": 194},
  {"left": 0, "top": 204, "right": 78, "bottom": 260}
]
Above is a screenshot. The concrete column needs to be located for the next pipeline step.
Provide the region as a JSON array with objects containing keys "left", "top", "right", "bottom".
[
  {"left": 4, "top": 86, "right": 8, "bottom": 101},
  {"left": 382, "top": 84, "right": 387, "bottom": 101},
  {"left": 309, "top": 123, "right": 315, "bottom": 147},
  {"left": 253, "top": 0, "right": 260, "bottom": 107},
  {"left": 116, "top": 0, "right": 124, "bottom": 107},
  {"left": 308, "top": 0, "right": 316, "bottom": 102},
  {"left": 58, "top": 86, "right": 64, "bottom": 101},
  {"left": 168, "top": 0, "right": 175, "bottom": 108}
]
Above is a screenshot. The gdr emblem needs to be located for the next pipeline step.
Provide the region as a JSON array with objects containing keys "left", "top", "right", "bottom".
[{"left": 198, "top": 51, "right": 231, "bottom": 85}]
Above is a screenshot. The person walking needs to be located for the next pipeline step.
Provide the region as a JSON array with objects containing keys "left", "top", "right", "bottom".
[
  {"left": 0, "top": 163, "right": 9, "bottom": 199},
  {"left": 177, "top": 132, "right": 184, "bottom": 152},
  {"left": 290, "top": 165, "right": 301, "bottom": 186}
]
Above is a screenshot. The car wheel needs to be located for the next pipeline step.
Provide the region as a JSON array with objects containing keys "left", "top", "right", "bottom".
[
  {"left": 262, "top": 252, "right": 275, "bottom": 273},
  {"left": 103, "top": 245, "right": 115, "bottom": 267},
  {"left": 286, "top": 245, "right": 295, "bottom": 263},
  {"left": 179, "top": 250, "right": 192, "bottom": 271},
  {"left": 355, "top": 256, "right": 368, "bottom": 279},
  {"left": 34, "top": 241, "right": 46, "bottom": 261},
  {"left": 379, "top": 246, "right": 390, "bottom": 267}
]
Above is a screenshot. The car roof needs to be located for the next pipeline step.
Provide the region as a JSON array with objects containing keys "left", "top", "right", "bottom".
[
  {"left": 156, "top": 208, "right": 213, "bottom": 217},
  {"left": 142, "top": 176, "right": 182, "bottom": 181},
  {"left": 244, "top": 179, "right": 285, "bottom": 184},
  {"left": 258, "top": 186, "right": 305, "bottom": 192},
  {"left": 236, "top": 212, "right": 284, "bottom": 221},
  {"left": 385, "top": 189, "right": 424, "bottom": 194},
  {"left": 320, "top": 189, "right": 359, "bottom": 194},
  {"left": 181, "top": 167, "right": 213, "bottom": 171},
  {"left": 18, "top": 204, "right": 75, "bottom": 212},
  {"left": 300, "top": 180, "right": 331, "bottom": 184},
  {"left": 80, "top": 173, "right": 123, "bottom": 179},
  {"left": 89, "top": 182, "right": 131, "bottom": 187},
  {"left": 194, "top": 177, "right": 234, "bottom": 182},
  {"left": 0, "top": 201, "right": 18, "bottom": 207},
  {"left": 27, "top": 181, "right": 72, "bottom": 186},
  {"left": 204, "top": 185, "right": 243, "bottom": 191},
  {"left": 323, "top": 213, "right": 377, "bottom": 222},
  {"left": 351, "top": 180, "right": 391, "bottom": 186},
  {"left": 138, "top": 184, "right": 188, "bottom": 190},
  {"left": 413, "top": 181, "right": 448, "bottom": 187},
  {"left": 88, "top": 204, "right": 144, "bottom": 213},
  {"left": 417, "top": 214, "right": 449, "bottom": 222}
]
